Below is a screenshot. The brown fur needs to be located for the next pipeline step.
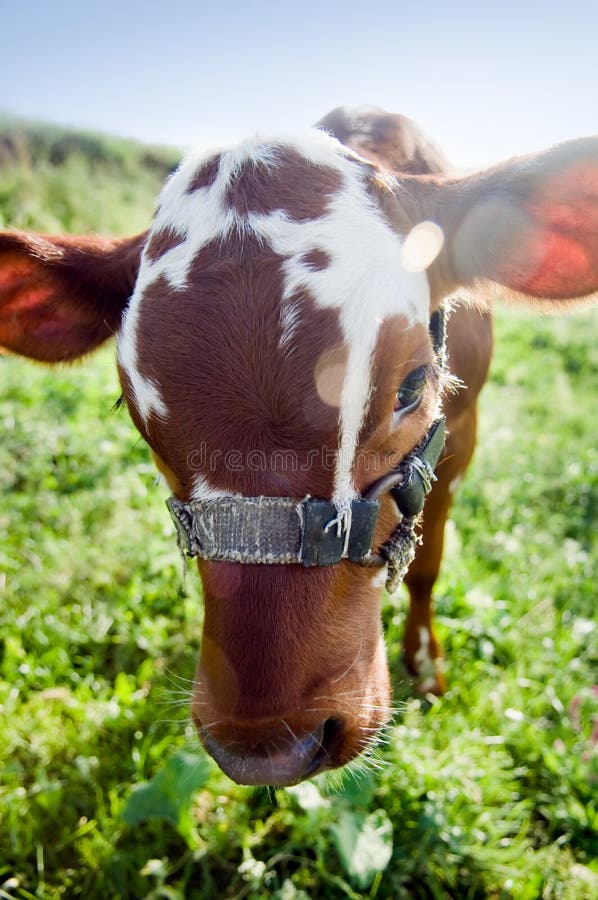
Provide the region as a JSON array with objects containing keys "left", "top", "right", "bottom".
[
  {"left": 317, "top": 105, "right": 451, "bottom": 175},
  {"left": 225, "top": 150, "right": 342, "bottom": 221},
  {"left": 186, "top": 154, "right": 222, "bottom": 193},
  {"left": 145, "top": 227, "right": 186, "bottom": 262},
  {"left": 300, "top": 248, "right": 331, "bottom": 271},
  {"left": 127, "top": 232, "right": 344, "bottom": 500}
]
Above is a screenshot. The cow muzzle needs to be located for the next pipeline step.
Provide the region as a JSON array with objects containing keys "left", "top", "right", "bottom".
[
  {"left": 190, "top": 621, "right": 392, "bottom": 786},
  {"left": 197, "top": 716, "right": 346, "bottom": 786}
]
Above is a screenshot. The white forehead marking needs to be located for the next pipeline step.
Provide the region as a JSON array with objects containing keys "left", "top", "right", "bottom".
[
  {"left": 119, "top": 133, "right": 351, "bottom": 423},
  {"left": 263, "top": 156, "right": 429, "bottom": 506},
  {"left": 190, "top": 476, "right": 229, "bottom": 502},
  {"left": 118, "top": 129, "right": 429, "bottom": 500}
]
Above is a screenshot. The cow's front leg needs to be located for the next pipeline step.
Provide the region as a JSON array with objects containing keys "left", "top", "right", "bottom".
[{"left": 402, "top": 402, "right": 479, "bottom": 694}]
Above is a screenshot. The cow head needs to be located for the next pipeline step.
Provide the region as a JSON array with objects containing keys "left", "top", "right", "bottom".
[{"left": 1, "top": 123, "right": 597, "bottom": 785}]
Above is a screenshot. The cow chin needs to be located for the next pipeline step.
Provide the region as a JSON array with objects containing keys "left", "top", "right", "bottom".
[{"left": 189, "top": 565, "right": 392, "bottom": 786}]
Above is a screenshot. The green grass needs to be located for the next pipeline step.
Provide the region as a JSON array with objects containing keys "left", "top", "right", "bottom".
[
  {"left": 0, "top": 116, "right": 180, "bottom": 234},
  {"left": 1, "top": 121, "right": 597, "bottom": 899}
]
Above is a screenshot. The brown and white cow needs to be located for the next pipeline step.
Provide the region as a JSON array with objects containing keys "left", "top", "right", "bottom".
[{"left": 1, "top": 107, "right": 597, "bottom": 786}]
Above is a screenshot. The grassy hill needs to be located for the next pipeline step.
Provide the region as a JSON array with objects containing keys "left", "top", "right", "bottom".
[
  {"left": 0, "top": 115, "right": 180, "bottom": 234},
  {"left": 0, "top": 120, "right": 597, "bottom": 899}
]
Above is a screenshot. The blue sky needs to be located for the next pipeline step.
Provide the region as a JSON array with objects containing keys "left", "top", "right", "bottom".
[{"left": 2, "top": 0, "right": 597, "bottom": 168}]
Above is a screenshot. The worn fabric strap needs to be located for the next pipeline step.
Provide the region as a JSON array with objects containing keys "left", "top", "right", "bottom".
[
  {"left": 168, "top": 496, "right": 303, "bottom": 564},
  {"left": 166, "top": 495, "right": 380, "bottom": 566}
]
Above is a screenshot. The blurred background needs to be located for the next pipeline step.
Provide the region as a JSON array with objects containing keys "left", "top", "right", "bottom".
[{"left": 2, "top": 0, "right": 597, "bottom": 167}]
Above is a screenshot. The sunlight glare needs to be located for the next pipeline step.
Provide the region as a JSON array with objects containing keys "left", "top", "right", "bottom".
[{"left": 401, "top": 221, "right": 444, "bottom": 272}]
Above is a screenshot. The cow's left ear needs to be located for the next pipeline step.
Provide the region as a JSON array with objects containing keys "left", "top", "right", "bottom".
[
  {"left": 412, "top": 136, "right": 598, "bottom": 307},
  {"left": 0, "top": 230, "right": 147, "bottom": 362}
]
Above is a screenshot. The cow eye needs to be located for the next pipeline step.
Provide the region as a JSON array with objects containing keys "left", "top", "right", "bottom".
[{"left": 394, "top": 366, "right": 429, "bottom": 414}]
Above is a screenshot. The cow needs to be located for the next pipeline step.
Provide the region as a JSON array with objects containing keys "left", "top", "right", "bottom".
[{"left": 1, "top": 107, "right": 596, "bottom": 786}]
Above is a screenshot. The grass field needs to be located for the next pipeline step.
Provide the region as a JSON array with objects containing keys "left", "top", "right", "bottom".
[{"left": 0, "top": 120, "right": 597, "bottom": 899}]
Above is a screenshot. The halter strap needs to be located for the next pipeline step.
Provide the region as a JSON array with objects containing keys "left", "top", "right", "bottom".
[
  {"left": 166, "top": 494, "right": 380, "bottom": 567},
  {"left": 166, "top": 307, "right": 448, "bottom": 591}
]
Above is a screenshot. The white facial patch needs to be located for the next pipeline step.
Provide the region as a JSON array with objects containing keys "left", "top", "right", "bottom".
[
  {"left": 117, "top": 328, "right": 167, "bottom": 423},
  {"left": 119, "top": 136, "right": 343, "bottom": 422},
  {"left": 118, "top": 130, "right": 431, "bottom": 502},
  {"left": 264, "top": 158, "right": 430, "bottom": 507},
  {"left": 190, "top": 476, "right": 229, "bottom": 503}
]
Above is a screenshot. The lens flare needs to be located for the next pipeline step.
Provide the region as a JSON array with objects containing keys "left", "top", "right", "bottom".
[{"left": 401, "top": 221, "right": 444, "bottom": 272}]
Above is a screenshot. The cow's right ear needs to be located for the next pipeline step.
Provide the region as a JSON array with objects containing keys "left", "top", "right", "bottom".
[{"left": 0, "top": 230, "right": 147, "bottom": 362}]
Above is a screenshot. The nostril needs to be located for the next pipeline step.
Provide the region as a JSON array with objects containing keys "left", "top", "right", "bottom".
[
  {"left": 303, "top": 717, "right": 345, "bottom": 778},
  {"left": 322, "top": 717, "right": 345, "bottom": 755}
]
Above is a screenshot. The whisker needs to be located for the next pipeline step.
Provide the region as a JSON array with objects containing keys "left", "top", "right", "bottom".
[
  {"left": 331, "top": 623, "right": 363, "bottom": 684},
  {"left": 163, "top": 666, "right": 200, "bottom": 688},
  {"left": 156, "top": 690, "right": 193, "bottom": 700},
  {"left": 313, "top": 689, "right": 368, "bottom": 701},
  {"left": 155, "top": 717, "right": 194, "bottom": 726},
  {"left": 155, "top": 701, "right": 192, "bottom": 711},
  {"left": 198, "top": 719, "right": 223, "bottom": 731},
  {"left": 306, "top": 700, "right": 402, "bottom": 716},
  {"left": 159, "top": 685, "right": 194, "bottom": 695},
  {"left": 281, "top": 719, "right": 300, "bottom": 744}
]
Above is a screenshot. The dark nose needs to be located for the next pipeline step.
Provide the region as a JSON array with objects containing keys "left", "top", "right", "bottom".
[{"left": 201, "top": 717, "right": 345, "bottom": 786}]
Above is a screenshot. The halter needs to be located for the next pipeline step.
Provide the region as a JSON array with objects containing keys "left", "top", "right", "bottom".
[{"left": 166, "top": 309, "right": 447, "bottom": 593}]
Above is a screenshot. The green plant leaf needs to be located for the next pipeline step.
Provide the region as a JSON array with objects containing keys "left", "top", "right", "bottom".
[
  {"left": 330, "top": 808, "right": 393, "bottom": 889},
  {"left": 332, "top": 770, "right": 378, "bottom": 807},
  {"left": 122, "top": 750, "right": 210, "bottom": 844}
]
